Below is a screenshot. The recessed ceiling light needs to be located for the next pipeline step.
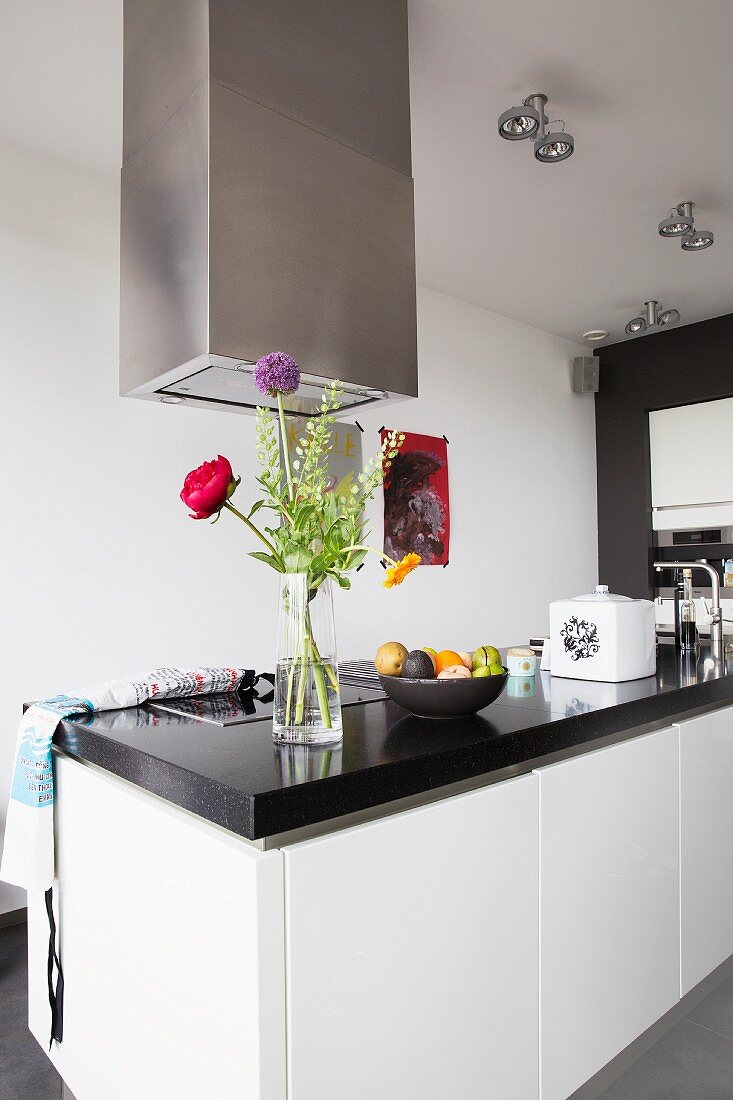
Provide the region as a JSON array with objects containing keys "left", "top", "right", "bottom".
[
  {"left": 657, "top": 308, "right": 681, "bottom": 327},
  {"left": 582, "top": 329, "right": 608, "bottom": 342},
  {"left": 160, "top": 395, "right": 185, "bottom": 404}
]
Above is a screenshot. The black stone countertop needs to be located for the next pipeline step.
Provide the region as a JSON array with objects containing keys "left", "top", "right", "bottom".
[{"left": 54, "top": 644, "right": 733, "bottom": 840}]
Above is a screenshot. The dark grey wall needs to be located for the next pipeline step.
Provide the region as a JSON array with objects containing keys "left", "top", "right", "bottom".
[{"left": 595, "top": 314, "right": 733, "bottom": 598}]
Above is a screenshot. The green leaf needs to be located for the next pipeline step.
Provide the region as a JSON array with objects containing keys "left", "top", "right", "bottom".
[
  {"left": 323, "top": 514, "right": 347, "bottom": 548},
  {"left": 345, "top": 548, "right": 368, "bottom": 569},
  {"left": 293, "top": 502, "right": 317, "bottom": 532},
  {"left": 326, "top": 570, "right": 351, "bottom": 590},
  {"left": 284, "top": 547, "right": 314, "bottom": 572},
  {"left": 247, "top": 499, "right": 266, "bottom": 520},
  {"left": 249, "top": 551, "right": 284, "bottom": 572}
]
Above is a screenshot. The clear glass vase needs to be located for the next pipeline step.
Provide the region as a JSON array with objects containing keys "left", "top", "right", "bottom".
[
  {"left": 274, "top": 741, "right": 342, "bottom": 784},
  {"left": 273, "top": 573, "right": 342, "bottom": 745}
]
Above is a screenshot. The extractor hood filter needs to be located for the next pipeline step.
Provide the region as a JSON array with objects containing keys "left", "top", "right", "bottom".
[
  {"left": 120, "top": 0, "right": 418, "bottom": 416},
  {"left": 159, "top": 363, "right": 388, "bottom": 417}
]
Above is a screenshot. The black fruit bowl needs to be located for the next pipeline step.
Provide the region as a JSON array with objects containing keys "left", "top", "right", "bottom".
[{"left": 378, "top": 669, "right": 509, "bottom": 719}]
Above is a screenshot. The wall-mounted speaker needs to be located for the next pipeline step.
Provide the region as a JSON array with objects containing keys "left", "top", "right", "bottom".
[{"left": 572, "top": 356, "right": 599, "bottom": 394}]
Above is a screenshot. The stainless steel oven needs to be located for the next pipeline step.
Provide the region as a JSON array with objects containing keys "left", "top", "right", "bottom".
[
  {"left": 654, "top": 526, "right": 733, "bottom": 550},
  {"left": 653, "top": 526, "right": 732, "bottom": 598}
]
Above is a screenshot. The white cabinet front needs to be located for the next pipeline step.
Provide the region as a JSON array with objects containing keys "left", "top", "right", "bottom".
[
  {"left": 28, "top": 755, "right": 286, "bottom": 1100},
  {"left": 649, "top": 397, "right": 733, "bottom": 509},
  {"left": 679, "top": 705, "right": 733, "bottom": 994},
  {"left": 284, "top": 774, "right": 540, "bottom": 1100},
  {"left": 538, "top": 727, "right": 680, "bottom": 1100}
]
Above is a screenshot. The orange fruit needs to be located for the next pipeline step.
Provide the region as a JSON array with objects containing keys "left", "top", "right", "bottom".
[{"left": 435, "top": 649, "right": 463, "bottom": 674}]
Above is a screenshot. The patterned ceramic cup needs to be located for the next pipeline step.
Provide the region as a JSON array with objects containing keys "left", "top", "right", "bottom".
[{"left": 506, "top": 648, "right": 537, "bottom": 677}]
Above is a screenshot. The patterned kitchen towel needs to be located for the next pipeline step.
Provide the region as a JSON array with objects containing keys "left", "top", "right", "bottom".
[{"left": 0, "top": 666, "right": 248, "bottom": 1045}]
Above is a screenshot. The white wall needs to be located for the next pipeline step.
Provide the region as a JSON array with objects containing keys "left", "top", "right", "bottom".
[
  {"left": 0, "top": 138, "right": 597, "bottom": 914},
  {"left": 344, "top": 291, "right": 598, "bottom": 657}
]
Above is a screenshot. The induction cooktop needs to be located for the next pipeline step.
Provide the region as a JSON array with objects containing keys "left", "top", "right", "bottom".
[{"left": 147, "top": 669, "right": 385, "bottom": 727}]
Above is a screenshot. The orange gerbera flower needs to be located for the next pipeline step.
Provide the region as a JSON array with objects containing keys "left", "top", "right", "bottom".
[{"left": 383, "top": 553, "right": 421, "bottom": 588}]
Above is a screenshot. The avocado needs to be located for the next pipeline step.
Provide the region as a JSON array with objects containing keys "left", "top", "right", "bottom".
[{"left": 402, "top": 649, "right": 436, "bottom": 679}]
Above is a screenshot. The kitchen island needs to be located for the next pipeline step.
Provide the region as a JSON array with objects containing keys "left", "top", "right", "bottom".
[{"left": 29, "top": 643, "right": 733, "bottom": 1100}]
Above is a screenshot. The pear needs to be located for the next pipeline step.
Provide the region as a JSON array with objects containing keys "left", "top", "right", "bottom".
[
  {"left": 422, "top": 647, "right": 438, "bottom": 674},
  {"left": 472, "top": 645, "right": 502, "bottom": 671}
]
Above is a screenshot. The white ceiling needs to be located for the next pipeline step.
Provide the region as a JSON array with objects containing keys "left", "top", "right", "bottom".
[
  {"left": 0, "top": 1, "right": 122, "bottom": 177},
  {"left": 409, "top": 0, "right": 733, "bottom": 344},
  {"left": 1, "top": 0, "right": 731, "bottom": 346}
]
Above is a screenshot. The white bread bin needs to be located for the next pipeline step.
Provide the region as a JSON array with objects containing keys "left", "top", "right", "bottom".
[{"left": 549, "top": 585, "right": 656, "bottom": 683}]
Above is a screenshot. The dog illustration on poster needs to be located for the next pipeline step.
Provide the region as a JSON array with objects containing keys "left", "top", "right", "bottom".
[{"left": 380, "top": 430, "right": 450, "bottom": 566}]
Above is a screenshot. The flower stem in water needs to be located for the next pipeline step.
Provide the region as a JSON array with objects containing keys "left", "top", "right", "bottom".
[
  {"left": 294, "top": 633, "right": 310, "bottom": 725},
  {"left": 311, "top": 642, "right": 333, "bottom": 731}
]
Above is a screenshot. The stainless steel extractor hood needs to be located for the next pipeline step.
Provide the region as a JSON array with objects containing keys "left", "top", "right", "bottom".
[{"left": 120, "top": 0, "right": 418, "bottom": 416}]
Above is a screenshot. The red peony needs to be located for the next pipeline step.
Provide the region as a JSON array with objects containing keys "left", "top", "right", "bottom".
[{"left": 180, "top": 455, "right": 237, "bottom": 520}]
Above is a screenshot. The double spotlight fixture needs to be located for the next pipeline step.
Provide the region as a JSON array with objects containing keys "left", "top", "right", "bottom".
[
  {"left": 624, "top": 300, "right": 681, "bottom": 337},
  {"left": 658, "top": 201, "right": 714, "bottom": 251},
  {"left": 497, "top": 92, "right": 574, "bottom": 163},
  {"left": 623, "top": 203, "right": 713, "bottom": 337},
  {"left": 497, "top": 93, "right": 713, "bottom": 339}
]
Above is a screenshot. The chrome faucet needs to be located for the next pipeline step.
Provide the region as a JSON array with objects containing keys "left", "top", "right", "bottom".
[{"left": 653, "top": 560, "right": 723, "bottom": 659}]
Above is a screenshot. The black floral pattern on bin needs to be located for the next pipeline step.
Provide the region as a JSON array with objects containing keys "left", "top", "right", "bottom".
[{"left": 561, "top": 617, "right": 601, "bottom": 661}]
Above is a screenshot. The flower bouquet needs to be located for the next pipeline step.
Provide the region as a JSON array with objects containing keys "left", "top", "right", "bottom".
[{"left": 180, "top": 353, "right": 420, "bottom": 744}]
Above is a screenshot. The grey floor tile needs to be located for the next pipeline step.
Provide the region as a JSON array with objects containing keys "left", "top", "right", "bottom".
[
  {"left": 0, "top": 922, "right": 26, "bottom": 969},
  {"left": 598, "top": 1018, "right": 733, "bottom": 1100},
  {"left": 688, "top": 973, "right": 733, "bottom": 1042},
  {"left": 0, "top": 924, "right": 61, "bottom": 1100}
]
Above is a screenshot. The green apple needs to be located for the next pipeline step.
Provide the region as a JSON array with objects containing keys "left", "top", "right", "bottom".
[
  {"left": 488, "top": 663, "right": 505, "bottom": 676},
  {"left": 472, "top": 665, "right": 493, "bottom": 678},
  {"left": 472, "top": 645, "right": 502, "bottom": 671}
]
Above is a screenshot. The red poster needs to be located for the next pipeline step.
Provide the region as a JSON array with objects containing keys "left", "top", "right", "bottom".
[{"left": 380, "top": 430, "right": 450, "bottom": 566}]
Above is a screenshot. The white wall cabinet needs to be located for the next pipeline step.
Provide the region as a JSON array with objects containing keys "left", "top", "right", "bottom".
[
  {"left": 28, "top": 755, "right": 286, "bottom": 1100},
  {"left": 679, "top": 705, "right": 733, "bottom": 994},
  {"left": 538, "top": 727, "right": 680, "bottom": 1100},
  {"left": 649, "top": 397, "right": 733, "bottom": 509},
  {"left": 283, "top": 774, "right": 540, "bottom": 1100}
]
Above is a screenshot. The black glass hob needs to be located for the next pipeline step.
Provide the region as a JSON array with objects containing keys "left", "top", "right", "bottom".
[{"left": 147, "top": 668, "right": 385, "bottom": 727}]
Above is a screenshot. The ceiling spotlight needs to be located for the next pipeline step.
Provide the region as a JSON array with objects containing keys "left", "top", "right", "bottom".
[
  {"left": 625, "top": 317, "right": 647, "bottom": 335},
  {"left": 535, "top": 130, "right": 574, "bottom": 162},
  {"left": 498, "top": 100, "right": 541, "bottom": 140},
  {"left": 583, "top": 329, "right": 609, "bottom": 342},
  {"left": 625, "top": 300, "right": 681, "bottom": 337},
  {"left": 658, "top": 201, "right": 715, "bottom": 251},
  {"left": 498, "top": 92, "right": 574, "bottom": 163},
  {"left": 658, "top": 202, "right": 695, "bottom": 237},
  {"left": 681, "top": 229, "right": 714, "bottom": 251}
]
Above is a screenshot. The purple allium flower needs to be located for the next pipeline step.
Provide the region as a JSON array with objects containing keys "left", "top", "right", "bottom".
[{"left": 253, "top": 351, "right": 301, "bottom": 397}]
